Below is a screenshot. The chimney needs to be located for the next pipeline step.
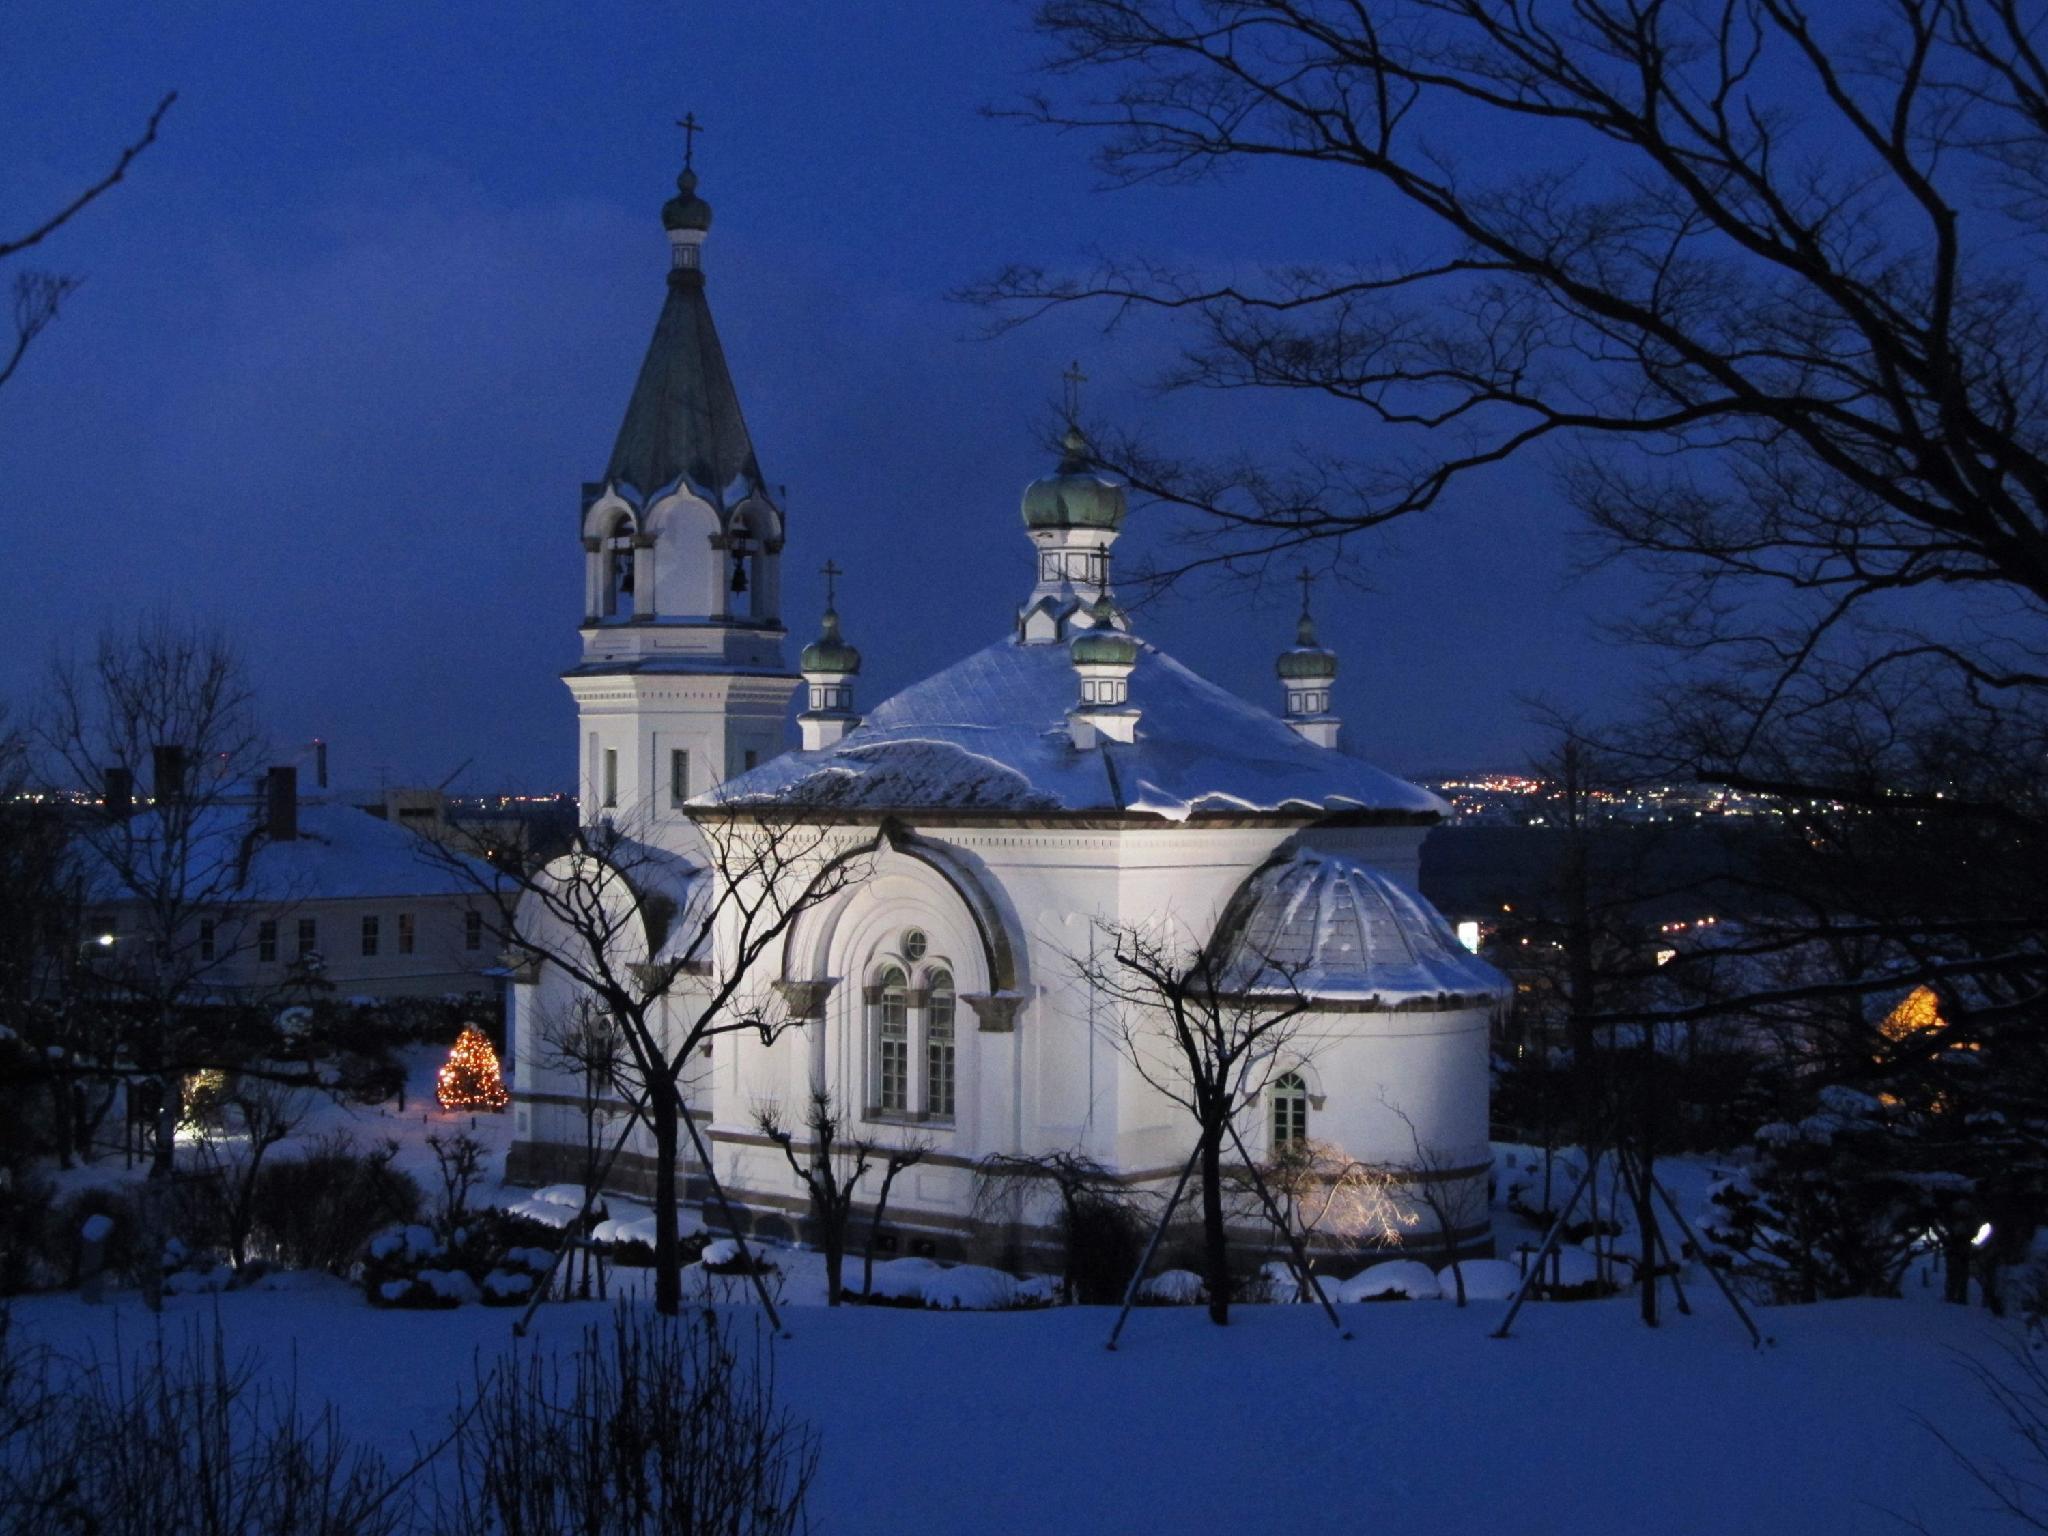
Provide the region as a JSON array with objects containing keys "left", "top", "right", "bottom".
[
  {"left": 313, "top": 738, "right": 329, "bottom": 790},
  {"left": 151, "top": 744, "right": 187, "bottom": 806},
  {"left": 104, "top": 767, "right": 133, "bottom": 821},
  {"left": 265, "top": 765, "right": 298, "bottom": 841}
]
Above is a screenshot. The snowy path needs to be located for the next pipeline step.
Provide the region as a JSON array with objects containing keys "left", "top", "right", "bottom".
[{"left": 10, "top": 1284, "right": 2026, "bottom": 1535}]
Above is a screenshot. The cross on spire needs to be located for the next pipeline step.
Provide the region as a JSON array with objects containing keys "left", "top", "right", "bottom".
[
  {"left": 676, "top": 111, "right": 706, "bottom": 169},
  {"left": 1062, "top": 360, "right": 1088, "bottom": 424},
  {"left": 821, "top": 559, "right": 842, "bottom": 608},
  {"left": 1297, "top": 566, "right": 1316, "bottom": 617}
]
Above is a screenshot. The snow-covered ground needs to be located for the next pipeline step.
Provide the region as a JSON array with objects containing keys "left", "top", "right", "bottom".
[
  {"left": 18, "top": 1051, "right": 2043, "bottom": 1533},
  {"left": 9, "top": 1280, "right": 2033, "bottom": 1535}
]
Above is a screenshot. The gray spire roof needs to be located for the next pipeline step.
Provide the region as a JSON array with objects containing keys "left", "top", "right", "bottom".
[{"left": 604, "top": 186, "right": 764, "bottom": 506}]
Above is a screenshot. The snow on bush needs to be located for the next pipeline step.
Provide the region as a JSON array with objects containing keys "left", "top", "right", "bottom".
[
  {"left": 1012, "top": 1274, "right": 1061, "bottom": 1307},
  {"left": 855, "top": 1257, "right": 945, "bottom": 1301},
  {"left": 1337, "top": 1260, "right": 1441, "bottom": 1302},
  {"left": 919, "top": 1265, "right": 1019, "bottom": 1311},
  {"left": 1138, "top": 1269, "right": 1205, "bottom": 1304},
  {"left": 1437, "top": 1258, "right": 1524, "bottom": 1301},
  {"left": 416, "top": 1268, "right": 481, "bottom": 1305}
]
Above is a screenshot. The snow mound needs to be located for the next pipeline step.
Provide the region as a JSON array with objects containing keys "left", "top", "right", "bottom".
[
  {"left": 78, "top": 1214, "right": 115, "bottom": 1244},
  {"left": 919, "top": 1265, "right": 1018, "bottom": 1311},
  {"left": 1437, "top": 1258, "right": 1525, "bottom": 1301},
  {"left": 700, "top": 1238, "right": 746, "bottom": 1268},
  {"left": 1259, "top": 1259, "right": 1305, "bottom": 1302},
  {"left": 593, "top": 1216, "right": 658, "bottom": 1247},
  {"left": 856, "top": 1257, "right": 946, "bottom": 1301},
  {"left": 530, "top": 1185, "right": 588, "bottom": 1208},
  {"left": 1338, "top": 1260, "right": 1441, "bottom": 1302},
  {"left": 1012, "top": 1274, "right": 1061, "bottom": 1307},
  {"left": 415, "top": 1268, "right": 480, "bottom": 1305},
  {"left": 164, "top": 1264, "right": 233, "bottom": 1296},
  {"left": 1139, "top": 1269, "right": 1205, "bottom": 1304}
]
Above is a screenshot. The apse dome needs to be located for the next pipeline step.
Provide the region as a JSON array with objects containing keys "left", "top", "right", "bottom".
[{"left": 1222, "top": 850, "right": 1509, "bottom": 1005}]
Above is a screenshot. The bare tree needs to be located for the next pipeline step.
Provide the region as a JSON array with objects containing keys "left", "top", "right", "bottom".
[
  {"left": 3, "top": 92, "right": 174, "bottom": 393},
  {"left": 1257, "top": 1137, "right": 1411, "bottom": 1277},
  {"left": 535, "top": 995, "right": 630, "bottom": 1298},
  {"left": 754, "top": 1085, "right": 929, "bottom": 1306},
  {"left": 1382, "top": 1103, "right": 1491, "bottom": 1306},
  {"left": 39, "top": 618, "right": 269, "bottom": 1172},
  {"left": 438, "top": 810, "right": 871, "bottom": 1315},
  {"left": 973, "top": 1148, "right": 1140, "bottom": 1302},
  {"left": 186, "top": 1075, "right": 311, "bottom": 1270},
  {"left": 998, "top": 1, "right": 2048, "bottom": 1260},
  {"left": 1072, "top": 915, "right": 1313, "bottom": 1324}
]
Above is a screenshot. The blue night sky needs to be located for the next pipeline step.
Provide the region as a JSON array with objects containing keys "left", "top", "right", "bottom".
[{"left": 2, "top": 1, "right": 1649, "bottom": 793}]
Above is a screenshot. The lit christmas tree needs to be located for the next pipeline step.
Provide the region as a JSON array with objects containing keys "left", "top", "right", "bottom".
[{"left": 436, "top": 1025, "right": 509, "bottom": 1112}]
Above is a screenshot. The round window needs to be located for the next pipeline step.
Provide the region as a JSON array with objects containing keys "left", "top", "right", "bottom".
[{"left": 902, "top": 928, "right": 928, "bottom": 962}]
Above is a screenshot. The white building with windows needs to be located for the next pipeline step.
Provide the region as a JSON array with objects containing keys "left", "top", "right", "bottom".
[{"left": 505, "top": 159, "right": 1508, "bottom": 1259}]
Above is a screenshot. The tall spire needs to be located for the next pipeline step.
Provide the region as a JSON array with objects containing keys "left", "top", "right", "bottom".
[
  {"left": 604, "top": 124, "right": 763, "bottom": 507},
  {"left": 1278, "top": 569, "right": 1339, "bottom": 748}
]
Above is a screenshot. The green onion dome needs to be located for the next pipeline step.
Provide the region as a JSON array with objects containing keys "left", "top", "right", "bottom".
[
  {"left": 1071, "top": 595, "right": 1137, "bottom": 667},
  {"left": 662, "top": 167, "right": 713, "bottom": 233},
  {"left": 1022, "top": 426, "right": 1127, "bottom": 532},
  {"left": 1277, "top": 611, "right": 1337, "bottom": 680},
  {"left": 800, "top": 607, "right": 861, "bottom": 675}
]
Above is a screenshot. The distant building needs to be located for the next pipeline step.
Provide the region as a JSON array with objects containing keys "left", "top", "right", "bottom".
[{"left": 81, "top": 765, "right": 497, "bottom": 1006}]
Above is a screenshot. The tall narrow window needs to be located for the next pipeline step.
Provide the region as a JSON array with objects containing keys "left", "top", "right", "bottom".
[
  {"left": 669, "top": 748, "right": 690, "bottom": 808},
  {"left": 257, "top": 919, "right": 277, "bottom": 963},
  {"left": 199, "top": 918, "right": 216, "bottom": 962},
  {"left": 926, "top": 968, "right": 956, "bottom": 1121},
  {"left": 743, "top": 749, "right": 759, "bottom": 772},
  {"left": 297, "top": 917, "right": 317, "bottom": 959},
  {"left": 1271, "top": 1072, "right": 1309, "bottom": 1149},
  {"left": 398, "top": 912, "right": 415, "bottom": 955},
  {"left": 361, "top": 915, "right": 380, "bottom": 958},
  {"left": 464, "top": 910, "right": 482, "bottom": 951},
  {"left": 602, "top": 748, "right": 618, "bottom": 809},
  {"left": 876, "top": 966, "right": 908, "bottom": 1114}
]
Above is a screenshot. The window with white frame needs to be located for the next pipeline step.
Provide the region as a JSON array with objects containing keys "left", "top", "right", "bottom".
[
  {"left": 1270, "top": 1071, "right": 1309, "bottom": 1149},
  {"left": 925, "top": 968, "right": 956, "bottom": 1121},
  {"left": 875, "top": 966, "right": 909, "bottom": 1114}
]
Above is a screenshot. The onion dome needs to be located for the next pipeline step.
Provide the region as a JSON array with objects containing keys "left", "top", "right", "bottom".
[
  {"left": 1277, "top": 609, "right": 1338, "bottom": 681},
  {"left": 663, "top": 166, "right": 713, "bottom": 233},
  {"left": 800, "top": 606, "right": 860, "bottom": 675},
  {"left": 1070, "top": 592, "right": 1136, "bottom": 666},
  {"left": 1220, "top": 851, "right": 1508, "bottom": 1003},
  {"left": 1022, "top": 426, "right": 1127, "bottom": 532}
]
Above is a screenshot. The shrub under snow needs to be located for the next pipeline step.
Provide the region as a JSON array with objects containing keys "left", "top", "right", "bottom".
[
  {"left": 1437, "top": 1258, "right": 1525, "bottom": 1301},
  {"left": 1337, "top": 1260, "right": 1441, "bottom": 1302},
  {"left": 1138, "top": 1269, "right": 1205, "bottom": 1305}
]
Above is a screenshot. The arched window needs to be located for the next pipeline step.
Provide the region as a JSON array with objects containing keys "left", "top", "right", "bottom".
[
  {"left": 925, "top": 968, "right": 955, "bottom": 1121},
  {"left": 603, "top": 514, "right": 637, "bottom": 619},
  {"left": 874, "top": 966, "right": 908, "bottom": 1114},
  {"left": 1271, "top": 1072, "right": 1309, "bottom": 1149}
]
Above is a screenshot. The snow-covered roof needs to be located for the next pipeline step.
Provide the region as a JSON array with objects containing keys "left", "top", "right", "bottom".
[
  {"left": 1221, "top": 850, "right": 1509, "bottom": 1003},
  {"left": 703, "top": 638, "right": 1445, "bottom": 821},
  {"left": 79, "top": 801, "right": 490, "bottom": 907}
]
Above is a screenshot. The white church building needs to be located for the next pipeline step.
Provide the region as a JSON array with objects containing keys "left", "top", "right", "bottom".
[{"left": 505, "top": 156, "right": 1508, "bottom": 1260}]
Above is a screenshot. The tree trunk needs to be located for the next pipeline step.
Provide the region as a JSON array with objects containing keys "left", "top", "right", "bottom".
[
  {"left": 649, "top": 1088, "right": 681, "bottom": 1316},
  {"left": 824, "top": 1231, "right": 845, "bottom": 1307},
  {"left": 152, "top": 1067, "right": 179, "bottom": 1176},
  {"left": 1199, "top": 1126, "right": 1229, "bottom": 1326}
]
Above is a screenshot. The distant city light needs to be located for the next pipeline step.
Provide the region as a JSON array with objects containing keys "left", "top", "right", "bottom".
[{"left": 96, "top": 933, "right": 115, "bottom": 947}]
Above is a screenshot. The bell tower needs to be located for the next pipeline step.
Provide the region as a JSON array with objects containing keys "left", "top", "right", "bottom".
[{"left": 564, "top": 125, "right": 800, "bottom": 823}]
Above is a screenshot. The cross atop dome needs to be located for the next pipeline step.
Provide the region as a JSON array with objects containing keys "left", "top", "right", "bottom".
[{"left": 1278, "top": 567, "right": 1340, "bottom": 748}]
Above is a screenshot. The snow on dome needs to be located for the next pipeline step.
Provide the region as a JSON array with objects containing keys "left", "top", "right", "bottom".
[
  {"left": 702, "top": 639, "right": 1445, "bottom": 820},
  {"left": 1221, "top": 850, "right": 1510, "bottom": 1004}
]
